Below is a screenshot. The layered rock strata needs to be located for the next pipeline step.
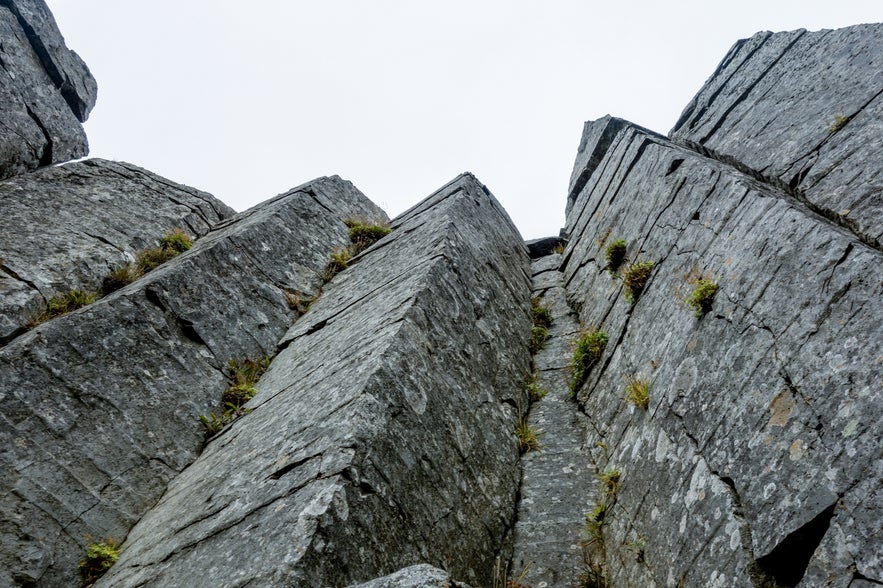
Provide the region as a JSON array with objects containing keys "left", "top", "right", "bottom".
[
  {"left": 670, "top": 25, "right": 883, "bottom": 248},
  {"left": 0, "top": 176, "right": 385, "bottom": 587},
  {"left": 0, "top": 0, "right": 96, "bottom": 179},
  {"left": 346, "top": 564, "right": 471, "bottom": 588},
  {"left": 0, "top": 158, "right": 235, "bottom": 344},
  {"left": 562, "top": 115, "right": 882, "bottom": 586},
  {"left": 96, "top": 174, "right": 532, "bottom": 588}
]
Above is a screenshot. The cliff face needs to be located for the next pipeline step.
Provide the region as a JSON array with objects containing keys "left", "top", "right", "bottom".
[{"left": 0, "top": 10, "right": 880, "bottom": 588}]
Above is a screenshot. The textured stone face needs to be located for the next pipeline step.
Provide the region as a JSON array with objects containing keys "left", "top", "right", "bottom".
[
  {"left": 0, "top": 0, "right": 97, "bottom": 179},
  {"left": 0, "top": 176, "right": 386, "bottom": 587},
  {"left": 562, "top": 117, "right": 882, "bottom": 586},
  {"left": 96, "top": 174, "right": 532, "bottom": 588},
  {"left": 670, "top": 25, "right": 883, "bottom": 249},
  {"left": 0, "top": 158, "right": 235, "bottom": 344},
  {"left": 346, "top": 564, "right": 471, "bottom": 588}
]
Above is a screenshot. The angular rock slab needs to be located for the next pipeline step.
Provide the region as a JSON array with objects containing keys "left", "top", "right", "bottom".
[
  {"left": 0, "top": 176, "right": 386, "bottom": 587},
  {"left": 0, "top": 158, "right": 235, "bottom": 344},
  {"left": 562, "top": 117, "right": 882, "bottom": 586},
  {"left": 670, "top": 24, "right": 883, "bottom": 248},
  {"left": 0, "top": 0, "right": 97, "bottom": 180},
  {"left": 97, "top": 174, "right": 533, "bottom": 587},
  {"left": 346, "top": 564, "right": 471, "bottom": 588}
]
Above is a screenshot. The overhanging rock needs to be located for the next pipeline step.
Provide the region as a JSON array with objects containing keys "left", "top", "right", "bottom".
[
  {"left": 670, "top": 25, "right": 883, "bottom": 249},
  {"left": 0, "top": 0, "right": 97, "bottom": 179},
  {"left": 0, "top": 158, "right": 235, "bottom": 344},
  {"left": 96, "top": 174, "right": 533, "bottom": 587},
  {"left": 562, "top": 116, "right": 882, "bottom": 586},
  {"left": 0, "top": 176, "right": 386, "bottom": 587}
]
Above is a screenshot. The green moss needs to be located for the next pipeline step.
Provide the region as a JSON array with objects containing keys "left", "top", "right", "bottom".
[
  {"left": 829, "top": 115, "right": 849, "bottom": 133},
  {"left": 570, "top": 329, "right": 609, "bottom": 395},
  {"left": 623, "top": 260, "right": 654, "bottom": 304},
  {"left": 604, "top": 239, "right": 627, "bottom": 272},
  {"left": 79, "top": 539, "right": 120, "bottom": 587},
  {"left": 685, "top": 279, "right": 719, "bottom": 318},
  {"left": 159, "top": 228, "right": 193, "bottom": 253}
]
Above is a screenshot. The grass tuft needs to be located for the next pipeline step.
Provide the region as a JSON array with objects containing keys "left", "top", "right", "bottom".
[
  {"left": 515, "top": 416, "right": 541, "bottom": 453},
  {"left": 622, "top": 260, "right": 654, "bottom": 304},
  {"left": 604, "top": 239, "right": 627, "bottom": 272},
  {"left": 570, "top": 329, "right": 609, "bottom": 395},
  {"left": 625, "top": 375, "right": 650, "bottom": 409},
  {"left": 79, "top": 539, "right": 120, "bottom": 587},
  {"left": 685, "top": 279, "right": 719, "bottom": 318}
]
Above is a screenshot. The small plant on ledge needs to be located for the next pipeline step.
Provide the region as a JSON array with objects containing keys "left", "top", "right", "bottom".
[
  {"left": 515, "top": 415, "right": 541, "bottom": 453},
  {"left": 685, "top": 278, "right": 719, "bottom": 318},
  {"left": 622, "top": 260, "right": 654, "bottom": 304},
  {"left": 604, "top": 238, "right": 627, "bottom": 272},
  {"left": 29, "top": 289, "right": 97, "bottom": 327},
  {"left": 79, "top": 539, "right": 120, "bottom": 587},
  {"left": 625, "top": 375, "right": 650, "bottom": 409},
  {"left": 345, "top": 219, "right": 392, "bottom": 255},
  {"left": 570, "top": 329, "right": 609, "bottom": 395}
]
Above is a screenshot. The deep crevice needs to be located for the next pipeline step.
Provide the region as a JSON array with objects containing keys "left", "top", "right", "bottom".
[{"left": 755, "top": 503, "right": 836, "bottom": 587}]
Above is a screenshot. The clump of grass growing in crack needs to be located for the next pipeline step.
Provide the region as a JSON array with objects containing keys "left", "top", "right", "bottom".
[
  {"left": 201, "top": 357, "right": 270, "bottom": 440},
  {"left": 283, "top": 289, "right": 319, "bottom": 314},
  {"left": 323, "top": 247, "right": 351, "bottom": 281},
  {"left": 29, "top": 289, "right": 97, "bottom": 326},
  {"left": 625, "top": 375, "right": 650, "bottom": 409},
  {"left": 685, "top": 278, "right": 719, "bottom": 318},
  {"left": 584, "top": 502, "right": 608, "bottom": 541},
  {"left": 599, "top": 469, "right": 620, "bottom": 496},
  {"left": 531, "top": 297, "right": 553, "bottom": 328},
  {"left": 79, "top": 539, "right": 120, "bottom": 587},
  {"left": 525, "top": 373, "right": 547, "bottom": 402},
  {"left": 515, "top": 416, "right": 541, "bottom": 453},
  {"left": 346, "top": 219, "right": 392, "bottom": 255},
  {"left": 576, "top": 559, "right": 609, "bottom": 588},
  {"left": 604, "top": 238, "right": 627, "bottom": 272},
  {"left": 102, "top": 228, "right": 194, "bottom": 294},
  {"left": 829, "top": 115, "right": 848, "bottom": 133},
  {"left": 622, "top": 260, "right": 654, "bottom": 304},
  {"left": 529, "top": 325, "right": 549, "bottom": 353},
  {"left": 570, "top": 329, "right": 609, "bottom": 395}
]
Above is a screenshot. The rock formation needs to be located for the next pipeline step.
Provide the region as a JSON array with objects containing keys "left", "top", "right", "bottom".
[
  {"left": 0, "top": 7, "right": 880, "bottom": 588},
  {"left": 0, "top": 0, "right": 96, "bottom": 180}
]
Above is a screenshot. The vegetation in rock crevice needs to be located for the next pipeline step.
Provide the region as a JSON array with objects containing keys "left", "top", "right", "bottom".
[
  {"left": 79, "top": 539, "right": 120, "bottom": 587},
  {"left": 685, "top": 278, "right": 719, "bottom": 318},
  {"left": 570, "top": 329, "right": 609, "bottom": 396},
  {"left": 579, "top": 469, "right": 621, "bottom": 587},
  {"left": 625, "top": 375, "right": 650, "bottom": 409},
  {"left": 101, "top": 228, "right": 194, "bottom": 295},
  {"left": 604, "top": 238, "right": 628, "bottom": 273},
  {"left": 525, "top": 372, "right": 547, "bottom": 402},
  {"left": 622, "top": 260, "right": 654, "bottom": 304},
  {"left": 200, "top": 357, "right": 271, "bottom": 439},
  {"left": 515, "top": 414, "right": 541, "bottom": 453},
  {"left": 323, "top": 218, "right": 391, "bottom": 282},
  {"left": 28, "top": 289, "right": 97, "bottom": 327}
]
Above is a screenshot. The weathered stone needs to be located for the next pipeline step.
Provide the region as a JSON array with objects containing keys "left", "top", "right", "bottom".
[
  {"left": 562, "top": 116, "right": 882, "bottom": 586},
  {"left": 96, "top": 174, "right": 532, "bottom": 588},
  {"left": 670, "top": 25, "right": 883, "bottom": 248},
  {"left": 0, "top": 158, "right": 235, "bottom": 344},
  {"left": 346, "top": 564, "right": 472, "bottom": 588},
  {"left": 509, "top": 254, "right": 599, "bottom": 588},
  {"left": 525, "top": 236, "right": 565, "bottom": 259},
  {"left": 0, "top": 176, "right": 386, "bottom": 587},
  {"left": 0, "top": 0, "right": 97, "bottom": 180}
]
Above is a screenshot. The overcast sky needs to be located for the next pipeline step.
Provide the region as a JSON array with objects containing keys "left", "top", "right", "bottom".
[{"left": 45, "top": 1, "right": 881, "bottom": 239}]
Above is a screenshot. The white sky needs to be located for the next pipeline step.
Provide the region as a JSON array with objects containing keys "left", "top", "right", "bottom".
[{"left": 45, "top": 1, "right": 881, "bottom": 239}]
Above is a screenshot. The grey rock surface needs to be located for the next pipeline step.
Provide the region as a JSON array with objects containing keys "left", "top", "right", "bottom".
[
  {"left": 0, "top": 0, "right": 97, "bottom": 180},
  {"left": 96, "top": 174, "right": 532, "bottom": 588},
  {"left": 0, "top": 158, "right": 235, "bottom": 344},
  {"left": 0, "top": 176, "right": 386, "bottom": 587},
  {"left": 562, "top": 116, "right": 882, "bottom": 586},
  {"left": 509, "top": 254, "right": 600, "bottom": 588},
  {"left": 346, "top": 564, "right": 472, "bottom": 588},
  {"left": 670, "top": 25, "right": 883, "bottom": 249}
]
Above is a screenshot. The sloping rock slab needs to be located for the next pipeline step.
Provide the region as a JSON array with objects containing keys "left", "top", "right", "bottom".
[
  {"left": 0, "top": 176, "right": 386, "bottom": 587},
  {"left": 562, "top": 117, "right": 882, "bottom": 586},
  {"left": 346, "top": 564, "right": 472, "bottom": 588},
  {"left": 670, "top": 25, "right": 883, "bottom": 248},
  {"left": 97, "top": 174, "right": 532, "bottom": 587},
  {"left": 0, "top": 0, "right": 97, "bottom": 180},
  {"left": 0, "top": 158, "right": 235, "bottom": 344}
]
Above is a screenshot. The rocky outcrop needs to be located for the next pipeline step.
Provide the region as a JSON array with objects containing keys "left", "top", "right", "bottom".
[
  {"left": 670, "top": 25, "right": 883, "bottom": 249},
  {"left": 95, "top": 174, "right": 532, "bottom": 588},
  {"left": 561, "top": 114, "right": 882, "bottom": 585},
  {"left": 346, "top": 564, "right": 471, "bottom": 588},
  {"left": 0, "top": 0, "right": 96, "bottom": 180},
  {"left": 0, "top": 176, "right": 386, "bottom": 587},
  {"left": 0, "top": 158, "right": 235, "bottom": 344}
]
